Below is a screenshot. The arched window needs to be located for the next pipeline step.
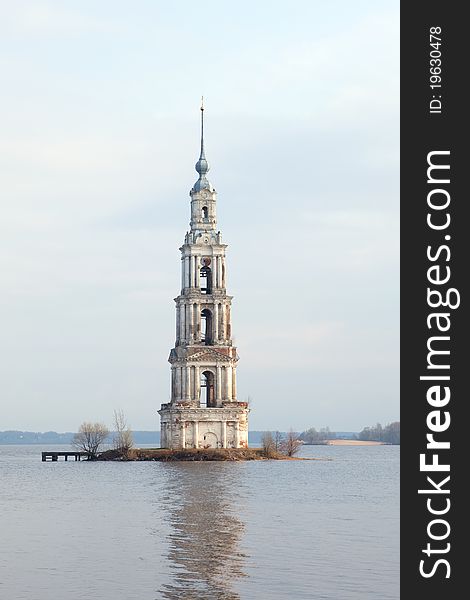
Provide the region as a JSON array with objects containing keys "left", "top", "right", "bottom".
[
  {"left": 200, "top": 370, "right": 215, "bottom": 407},
  {"left": 202, "top": 206, "right": 208, "bottom": 219},
  {"left": 200, "top": 308, "right": 212, "bottom": 345},
  {"left": 200, "top": 266, "right": 212, "bottom": 294}
]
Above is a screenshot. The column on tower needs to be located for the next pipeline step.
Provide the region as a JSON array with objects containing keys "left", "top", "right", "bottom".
[
  {"left": 189, "top": 303, "right": 196, "bottom": 343},
  {"left": 226, "top": 306, "right": 231, "bottom": 340},
  {"left": 220, "top": 304, "right": 225, "bottom": 343},
  {"left": 232, "top": 366, "right": 237, "bottom": 400},
  {"left": 194, "top": 365, "right": 200, "bottom": 404},
  {"left": 187, "top": 303, "right": 191, "bottom": 342},
  {"left": 216, "top": 365, "right": 222, "bottom": 402},
  {"left": 217, "top": 256, "right": 222, "bottom": 289},
  {"left": 194, "top": 302, "right": 200, "bottom": 343},
  {"left": 185, "top": 366, "right": 190, "bottom": 400},
  {"left": 167, "top": 422, "right": 172, "bottom": 447},
  {"left": 221, "top": 366, "right": 226, "bottom": 400},
  {"left": 221, "top": 257, "right": 226, "bottom": 288},
  {"left": 180, "top": 304, "right": 186, "bottom": 344},
  {"left": 189, "top": 365, "right": 193, "bottom": 400},
  {"left": 193, "top": 256, "right": 198, "bottom": 288},
  {"left": 184, "top": 256, "right": 190, "bottom": 289},
  {"left": 176, "top": 304, "right": 180, "bottom": 344},
  {"left": 181, "top": 366, "right": 186, "bottom": 399},
  {"left": 214, "top": 303, "right": 219, "bottom": 341},
  {"left": 222, "top": 421, "right": 227, "bottom": 448},
  {"left": 226, "top": 366, "right": 232, "bottom": 401},
  {"left": 193, "top": 301, "right": 200, "bottom": 344},
  {"left": 181, "top": 366, "right": 185, "bottom": 400},
  {"left": 219, "top": 303, "right": 224, "bottom": 341},
  {"left": 175, "top": 367, "right": 182, "bottom": 401}
]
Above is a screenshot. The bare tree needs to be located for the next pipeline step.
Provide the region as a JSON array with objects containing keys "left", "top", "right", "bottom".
[
  {"left": 274, "top": 431, "right": 283, "bottom": 452},
  {"left": 261, "top": 431, "right": 276, "bottom": 458},
  {"left": 113, "top": 409, "right": 134, "bottom": 457},
  {"left": 280, "top": 429, "right": 302, "bottom": 457},
  {"left": 72, "top": 422, "right": 109, "bottom": 459}
]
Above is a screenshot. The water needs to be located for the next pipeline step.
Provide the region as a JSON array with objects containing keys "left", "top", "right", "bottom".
[{"left": 0, "top": 444, "right": 399, "bottom": 599}]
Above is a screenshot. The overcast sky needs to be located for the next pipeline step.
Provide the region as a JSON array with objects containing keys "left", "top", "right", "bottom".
[{"left": 0, "top": 0, "right": 399, "bottom": 432}]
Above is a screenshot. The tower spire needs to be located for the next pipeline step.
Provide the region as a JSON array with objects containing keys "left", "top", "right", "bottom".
[
  {"left": 200, "top": 96, "right": 205, "bottom": 158},
  {"left": 193, "top": 97, "right": 211, "bottom": 192}
]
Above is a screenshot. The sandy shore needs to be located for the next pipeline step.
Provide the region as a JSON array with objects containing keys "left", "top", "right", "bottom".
[{"left": 326, "top": 439, "right": 385, "bottom": 446}]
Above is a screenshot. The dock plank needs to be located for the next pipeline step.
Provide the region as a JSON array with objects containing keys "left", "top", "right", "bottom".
[{"left": 41, "top": 451, "right": 89, "bottom": 462}]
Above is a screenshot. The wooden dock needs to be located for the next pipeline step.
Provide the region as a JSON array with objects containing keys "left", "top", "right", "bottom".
[{"left": 42, "top": 451, "right": 89, "bottom": 462}]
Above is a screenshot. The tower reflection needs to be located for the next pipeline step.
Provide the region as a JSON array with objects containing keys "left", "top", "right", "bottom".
[{"left": 158, "top": 462, "right": 248, "bottom": 600}]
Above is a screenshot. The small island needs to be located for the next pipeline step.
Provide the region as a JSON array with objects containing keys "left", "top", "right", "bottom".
[
  {"left": 97, "top": 447, "right": 305, "bottom": 461},
  {"left": 73, "top": 423, "right": 307, "bottom": 461}
]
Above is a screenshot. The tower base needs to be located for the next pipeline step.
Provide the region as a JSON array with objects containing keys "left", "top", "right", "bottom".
[{"left": 158, "top": 402, "right": 249, "bottom": 450}]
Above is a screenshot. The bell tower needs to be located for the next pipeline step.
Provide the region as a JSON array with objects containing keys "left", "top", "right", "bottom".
[{"left": 158, "top": 102, "right": 249, "bottom": 450}]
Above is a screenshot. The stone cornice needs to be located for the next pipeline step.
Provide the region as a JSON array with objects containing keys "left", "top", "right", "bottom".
[
  {"left": 158, "top": 406, "right": 250, "bottom": 417},
  {"left": 174, "top": 292, "right": 233, "bottom": 303},
  {"left": 179, "top": 243, "right": 228, "bottom": 252},
  {"left": 168, "top": 345, "right": 238, "bottom": 364}
]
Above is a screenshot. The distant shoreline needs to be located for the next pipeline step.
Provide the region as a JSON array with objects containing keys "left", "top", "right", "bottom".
[
  {"left": 0, "top": 432, "right": 396, "bottom": 446},
  {"left": 326, "top": 439, "right": 386, "bottom": 446},
  {"left": 302, "top": 439, "right": 389, "bottom": 446}
]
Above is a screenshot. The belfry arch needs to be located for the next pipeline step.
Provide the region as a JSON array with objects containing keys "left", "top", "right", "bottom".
[
  {"left": 200, "top": 308, "right": 213, "bottom": 345},
  {"left": 200, "top": 265, "right": 212, "bottom": 294},
  {"left": 200, "top": 370, "right": 215, "bottom": 408}
]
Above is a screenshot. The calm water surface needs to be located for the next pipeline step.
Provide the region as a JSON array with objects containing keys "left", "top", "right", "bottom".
[{"left": 0, "top": 444, "right": 399, "bottom": 599}]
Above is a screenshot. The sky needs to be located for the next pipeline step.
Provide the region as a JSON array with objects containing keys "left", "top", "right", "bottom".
[{"left": 0, "top": 0, "right": 399, "bottom": 432}]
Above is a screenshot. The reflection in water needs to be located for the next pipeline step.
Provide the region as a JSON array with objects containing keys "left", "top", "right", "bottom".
[{"left": 158, "top": 463, "right": 247, "bottom": 600}]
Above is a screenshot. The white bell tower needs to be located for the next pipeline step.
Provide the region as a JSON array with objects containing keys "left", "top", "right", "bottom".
[{"left": 158, "top": 102, "right": 249, "bottom": 450}]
